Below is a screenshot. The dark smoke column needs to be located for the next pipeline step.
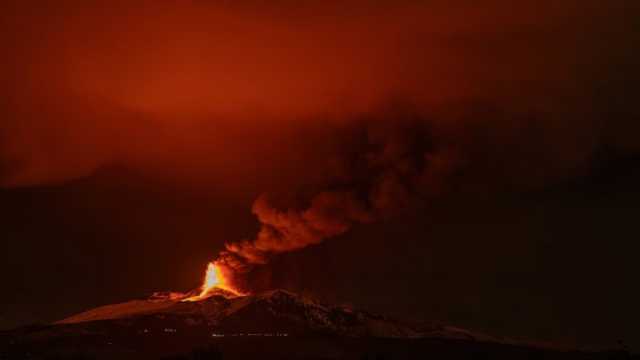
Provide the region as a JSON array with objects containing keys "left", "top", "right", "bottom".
[{"left": 214, "top": 115, "right": 461, "bottom": 291}]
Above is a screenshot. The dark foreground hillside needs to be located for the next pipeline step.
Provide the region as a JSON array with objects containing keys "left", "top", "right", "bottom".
[{"left": 1, "top": 290, "right": 635, "bottom": 360}]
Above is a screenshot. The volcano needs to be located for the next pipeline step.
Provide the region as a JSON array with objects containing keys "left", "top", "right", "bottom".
[{"left": 1, "top": 289, "right": 633, "bottom": 359}]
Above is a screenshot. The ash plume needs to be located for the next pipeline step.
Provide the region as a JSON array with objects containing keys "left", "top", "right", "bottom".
[
  {"left": 212, "top": 97, "right": 612, "bottom": 290},
  {"left": 216, "top": 112, "right": 463, "bottom": 287}
]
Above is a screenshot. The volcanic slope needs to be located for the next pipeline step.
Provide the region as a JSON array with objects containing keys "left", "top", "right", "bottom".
[{"left": 1, "top": 289, "right": 634, "bottom": 359}]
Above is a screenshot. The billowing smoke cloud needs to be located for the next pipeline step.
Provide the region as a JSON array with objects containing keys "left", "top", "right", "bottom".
[
  {"left": 1, "top": 1, "right": 639, "bottom": 289},
  {"left": 217, "top": 114, "right": 457, "bottom": 284},
  {"left": 214, "top": 103, "right": 585, "bottom": 289}
]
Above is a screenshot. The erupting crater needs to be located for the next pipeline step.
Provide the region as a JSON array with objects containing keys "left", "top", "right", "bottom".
[{"left": 183, "top": 261, "right": 242, "bottom": 301}]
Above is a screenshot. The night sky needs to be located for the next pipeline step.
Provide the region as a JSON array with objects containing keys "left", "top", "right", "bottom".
[{"left": 2, "top": 0, "right": 640, "bottom": 351}]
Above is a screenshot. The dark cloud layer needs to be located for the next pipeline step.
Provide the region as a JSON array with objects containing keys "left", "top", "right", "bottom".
[{"left": 2, "top": 0, "right": 638, "bottom": 188}]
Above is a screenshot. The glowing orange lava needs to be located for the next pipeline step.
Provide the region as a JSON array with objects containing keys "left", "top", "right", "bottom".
[
  {"left": 183, "top": 261, "right": 239, "bottom": 301},
  {"left": 203, "top": 262, "right": 229, "bottom": 293}
]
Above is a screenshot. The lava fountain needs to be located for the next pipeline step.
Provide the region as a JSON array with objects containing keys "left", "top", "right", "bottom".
[{"left": 183, "top": 261, "right": 241, "bottom": 301}]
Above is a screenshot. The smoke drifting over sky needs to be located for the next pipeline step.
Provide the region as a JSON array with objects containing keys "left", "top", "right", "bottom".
[
  {"left": 2, "top": 1, "right": 638, "bottom": 189},
  {"left": 220, "top": 115, "right": 445, "bottom": 279}
]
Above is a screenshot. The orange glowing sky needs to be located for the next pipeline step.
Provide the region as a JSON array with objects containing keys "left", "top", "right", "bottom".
[{"left": 3, "top": 1, "right": 637, "bottom": 189}]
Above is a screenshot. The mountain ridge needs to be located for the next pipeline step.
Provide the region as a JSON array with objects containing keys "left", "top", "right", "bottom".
[{"left": 2, "top": 289, "right": 635, "bottom": 359}]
